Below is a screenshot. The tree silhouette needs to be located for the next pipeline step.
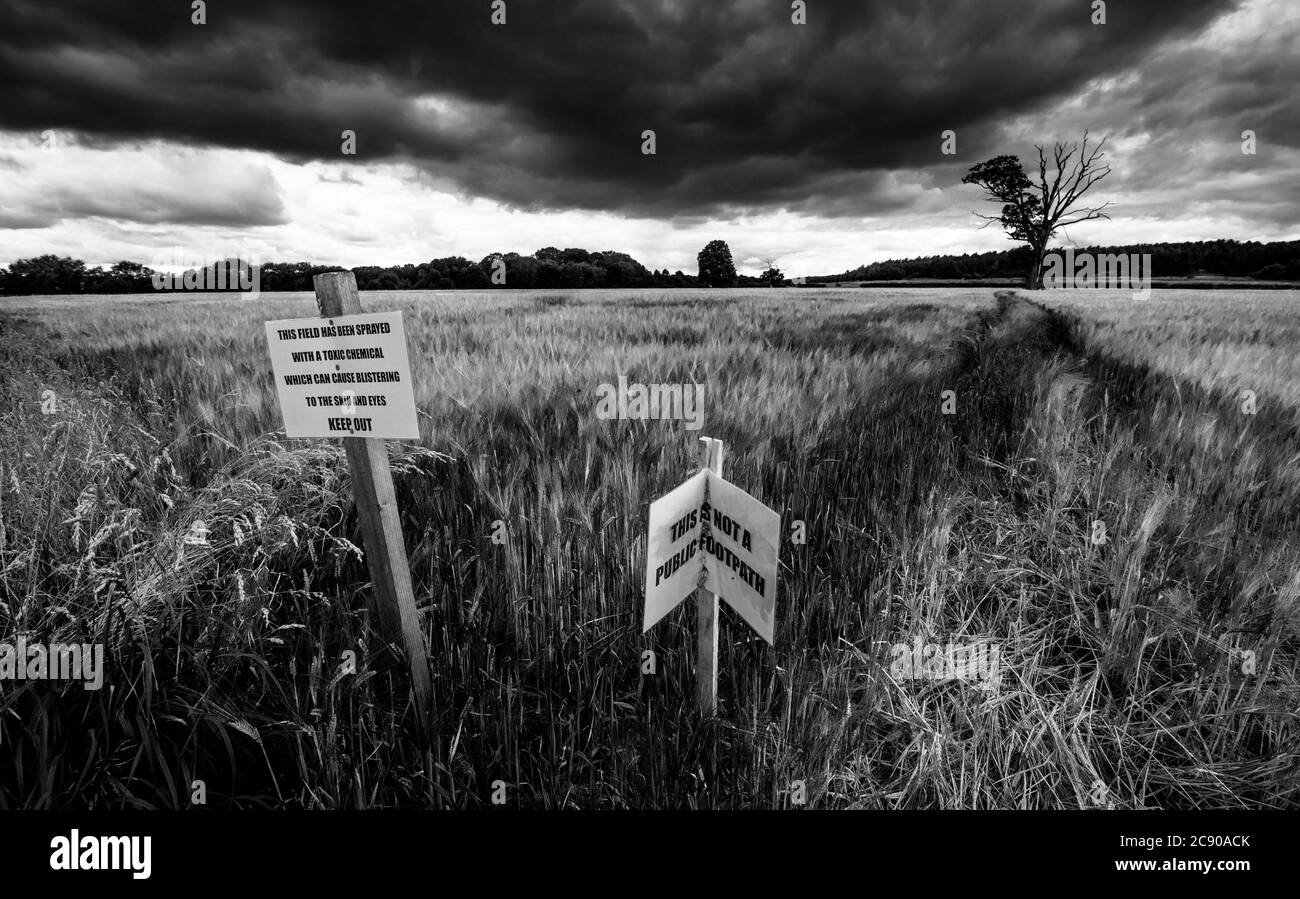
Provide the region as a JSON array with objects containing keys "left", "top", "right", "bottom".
[
  {"left": 2, "top": 255, "right": 87, "bottom": 294},
  {"left": 962, "top": 132, "right": 1112, "bottom": 288},
  {"left": 759, "top": 257, "right": 785, "bottom": 286},
  {"left": 697, "top": 240, "right": 737, "bottom": 287}
]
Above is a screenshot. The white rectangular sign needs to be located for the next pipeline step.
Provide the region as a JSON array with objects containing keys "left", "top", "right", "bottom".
[
  {"left": 643, "top": 469, "right": 780, "bottom": 643},
  {"left": 644, "top": 470, "right": 707, "bottom": 633},
  {"left": 264, "top": 311, "right": 419, "bottom": 439},
  {"left": 699, "top": 473, "right": 781, "bottom": 644}
]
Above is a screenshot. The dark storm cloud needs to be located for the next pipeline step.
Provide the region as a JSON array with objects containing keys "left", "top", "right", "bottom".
[{"left": 0, "top": 0, "right": 1253, "bottom": 219}]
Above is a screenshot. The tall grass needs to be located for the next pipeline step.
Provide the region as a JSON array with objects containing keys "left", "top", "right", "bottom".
[{"left": 0, "top": 287, "right": 1295, "bottom": 807}]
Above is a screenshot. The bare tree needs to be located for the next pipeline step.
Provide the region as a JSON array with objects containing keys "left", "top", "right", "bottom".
[
  {"left": 962, "top": 132, "right": 1113, "bottom": 289},
  {"left": 758, "top": 256, "right": 785, "bottom": 287}
]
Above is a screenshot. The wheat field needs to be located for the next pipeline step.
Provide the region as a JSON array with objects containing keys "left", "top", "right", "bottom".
[{"left": 0, "top": 287, "right": 1296, "bottom": 808}]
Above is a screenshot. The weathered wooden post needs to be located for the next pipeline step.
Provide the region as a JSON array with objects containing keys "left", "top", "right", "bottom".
[{"left": 311, "top": 272, "right": 432, "bottom": 733}]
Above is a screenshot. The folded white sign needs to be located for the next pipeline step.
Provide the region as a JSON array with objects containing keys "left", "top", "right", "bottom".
[{"left": 644, "top": 469, "right": 780, "bottom": 644}]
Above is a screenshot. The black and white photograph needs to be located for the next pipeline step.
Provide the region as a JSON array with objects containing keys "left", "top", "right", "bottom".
[{"left": 0, "top": 0, "right": 1296, "bottom": 882}]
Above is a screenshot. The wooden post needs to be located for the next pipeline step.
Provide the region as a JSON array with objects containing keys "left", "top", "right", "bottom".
[
  {"left": 312, "top": 271, "right": 433, "bottom": 734},
  {"left": 696, "top": 436, "right": 724, "bottom": 717}
]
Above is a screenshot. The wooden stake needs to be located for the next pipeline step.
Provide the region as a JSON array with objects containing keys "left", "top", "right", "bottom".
[
  {"left": 696, "top": 436, "right": 724, "bottom": 716},
  {"left": 312, "top": 271, "right": 433, "bottom": 734}
]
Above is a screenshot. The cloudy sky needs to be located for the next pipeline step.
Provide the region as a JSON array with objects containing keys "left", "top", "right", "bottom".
[{"left": 1, "top": 0, "right": 1296, "bottom": 277}]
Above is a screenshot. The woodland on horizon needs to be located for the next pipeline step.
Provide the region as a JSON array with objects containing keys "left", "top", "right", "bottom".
[{"left": 2, "top": 237, "right": 1298, "bottom": 295}]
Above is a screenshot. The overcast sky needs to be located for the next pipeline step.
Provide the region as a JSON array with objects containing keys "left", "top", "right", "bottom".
[{"left": 1, "top": 0, "right": 1297, "bottom": 276}]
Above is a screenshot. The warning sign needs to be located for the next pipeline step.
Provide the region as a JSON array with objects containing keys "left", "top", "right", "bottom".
[
  {"left": 264, "top": 311, "right": 419, "bottom": 439},
  {"left": 643, "top": 469, "right": 780, "bottom": 643},
  {"left": 699, "top": 473, "right": 780, "bottom": 643},
  {"left": 644, "top": 469, "right": 708, "bottom": 634}
]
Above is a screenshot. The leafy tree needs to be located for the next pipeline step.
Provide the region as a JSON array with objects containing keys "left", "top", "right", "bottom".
[
  {"left": 594, "top": 250, "right": 651, "bottom": 287},
  {"left": 697, "top": 240, "right": 736, "bottom": 287},
  {"left": 85, "top": 260, "right": 156, "bottom": 293},
  {"left": 3, "top": 254, "right": 87, "bottom": 294},
  {"left": 455, "top": 264, "right": 491, "bottom": 289},
  {"left": 536, "top": 260, "right": 564, "bottom": 288},
  {"left": 962, "top": 132, "right": 1112, "bottom": 289},
  {"left": 759, "top": 266, "right": 785, "bottom": 287},
  {"left": 563, "top": 261, "right": 602, "bottom": 288}
]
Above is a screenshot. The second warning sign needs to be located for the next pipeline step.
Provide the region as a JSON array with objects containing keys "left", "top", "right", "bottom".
[
  {"left": 643, "top": 467, "right": 780, "bottom": 644},
  {"left": 264, "top": 310, "right": 420, "bottom": 439}
]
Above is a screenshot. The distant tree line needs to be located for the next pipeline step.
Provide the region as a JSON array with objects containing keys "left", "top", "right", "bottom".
[
  {"left": 8, "top": 238, "right": 1293, "bottom": 296},
  {"left": 1, "top": 246, "right": 781, "bottom": 295},
  {"left": 352, "top": 248, "right": 705, "bottom": 291},
  {"left": 810, "top": 239, "right": 1300, "bottom": 284},
  {"left": 0, "top": 257, "right": 161, "bottom": 295}
]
